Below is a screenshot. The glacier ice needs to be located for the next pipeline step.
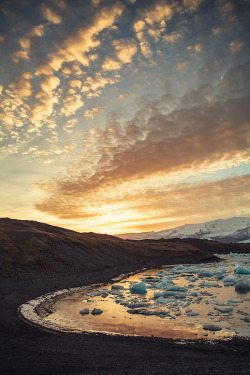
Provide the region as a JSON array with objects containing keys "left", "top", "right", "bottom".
[
  {"left": 214, "top": 307, "right": 234, "bottom": 313},
  {"left": 130, "top": 282, "right": 147, "bottom": 294},
  {"left": 234, "top": 265, "right": 250, "bottom": 275},
  {"left": 111, "top": 285, "right": 124, "bottom": 290},
  {"left": 80, "top": 308, "right": 89, "bottom": 315},
  {"left": 186, "top": 312, "right": 199, "bottom": 316},
  {"left": 203, "top": 324, "right": 222, "bottom": 331},
  {"left": 235, "top": 279, "right": 250, "bottom": 291},
  {"left": 91, "top": 308, "right": 103, "bottom": 315}
]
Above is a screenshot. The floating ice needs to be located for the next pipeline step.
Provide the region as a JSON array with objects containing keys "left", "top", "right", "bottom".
[
  {"left": 80, "top": 308, "right": 89, "bottom": 315},
  {"left": 203, "top": 324, "right": 222, "bottom": 331},
  {"left": 234, "top": 265, "right": 250, "bottom": 275},
  {"left": 91, "top": 308, "right": 103, "bottom": 315},
  {"left": 214, "top": 307, "right": 234, "bottom": 313},
  {"left": 199, "top": 282, "right": 220, "bottom": 288},
  {"left": 222, "top": 276, "right": 239, "bottom": 286},
  {"left": 235, "top": 279, "right": 250, "bottom": 291},
  {"left": 214, "top": 267, "right": 227, "bottom": 275},
  {"left": 130, "top": 282, "right": 147, "bottom": 294},
  {"left": 156, "top": 296, "right": 175, "bottom": 304},
  {"left": 111, "top": 285, "right": 124, "bottom": 290},
  {"left": 227, "top": 298, "right": 242, "bottom": 305},
  {"left": 168, "top": 286, "right": 186, "bottom": 292},
  {"left": 155, "top": 279, "right": 174, "bottom": 289},
  {"left": 186, "top": 312, "right": 199, "bottom": 316}
]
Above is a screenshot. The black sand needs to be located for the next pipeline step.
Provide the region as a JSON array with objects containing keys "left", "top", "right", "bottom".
[{"left": 1, "top": 262, "right": 249, "bottom": 375}]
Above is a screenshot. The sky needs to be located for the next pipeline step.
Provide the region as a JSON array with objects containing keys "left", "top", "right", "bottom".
[{"left": 0, "top": 0, "right": 249, "bottom": 235}]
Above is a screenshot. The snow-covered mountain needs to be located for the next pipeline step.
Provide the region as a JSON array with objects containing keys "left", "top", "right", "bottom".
[{"left": 116, "top": 217, "right": 250, "bottom": 243}]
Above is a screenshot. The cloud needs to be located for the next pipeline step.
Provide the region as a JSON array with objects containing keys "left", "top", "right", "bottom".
[
  {"left": 40, "top": 75, "right": 60, "bottom": 93},
  {"left": 36, "top": 4, "right": 124, "bottom": 75},
  {"left": 84, "top": 106, "right": 102, "bottom": 119},
  {"left": 102, "top": 57, "right": 122, "bottom": 71},
  {"left": 60, "top": 93, "right": 84, "bottom": 117},
  {"left": 113, "top": 39, "right": 138, "bottom": 63},
  {"left": 182, "top": 0, "right": 202, "bottom": 11},
  {"left": 40, "top": 4, "right": 62, "bottom": 24},
  {"left": 81, "top": 72, "right": 120, "bottom": 97},
  {"left": 11, "top": 50, "right": 29, "bottom": 63},
  {"left": 163, "top": 32, "right": 182, "bottom": 43},
  {"left": 229, "top": 39, "right": 245, "bottom": 54},
  {"left": 34, "top": 60, "right": 250, "bottom": 224},
  {"left": 63, "top": 118, "right": 78, "bottom": 133}
]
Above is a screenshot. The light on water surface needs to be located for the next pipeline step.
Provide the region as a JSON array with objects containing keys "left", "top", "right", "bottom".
[{"left": 39, "top": 253, "right": 250, "bottom": 339}]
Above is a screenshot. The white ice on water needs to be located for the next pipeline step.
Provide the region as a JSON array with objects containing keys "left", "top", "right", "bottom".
[{"left": 80, "top": 253, "right": 250, "bottom": 337}]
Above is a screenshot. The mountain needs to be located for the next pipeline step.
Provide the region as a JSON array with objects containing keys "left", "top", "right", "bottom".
[
  {"left": 1, "top": 218, "right": 249, "bottom": 278},
  {"left": 116, "top": 217, "right": 250, "bottom": 243}
]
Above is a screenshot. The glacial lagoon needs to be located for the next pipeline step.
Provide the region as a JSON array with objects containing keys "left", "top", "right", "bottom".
[{"left": 21, "top": 253, "right": 250, "bottom": 340}]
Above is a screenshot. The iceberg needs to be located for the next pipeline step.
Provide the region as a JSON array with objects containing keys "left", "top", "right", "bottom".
[
  {"left": 91, "top": 308, "right": 103, "bottom": 315},
  {"left": 80, "top": 308, "right": 89, "bottom": 315},
  {"left": 203, "top": 324, "right": 222, "bottom": 331},
  {"left": 234, "top": 265, "right": 250, "bottom": 275},
  {"left": 129, "top": 282, "right": 147, "bottom": 294},
  {"left": 214, "top": 307, "right": 233, "bottom": 313},
  {"left": 235, "top": 279, "right": 250, "bottom": 291}
]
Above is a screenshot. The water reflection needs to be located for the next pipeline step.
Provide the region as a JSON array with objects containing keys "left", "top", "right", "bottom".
[{"left": 43, "top": 253, "right": 250, "bottom": 339}]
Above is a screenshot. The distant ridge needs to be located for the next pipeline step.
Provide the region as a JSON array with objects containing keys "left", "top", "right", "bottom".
[{"left": 116, "top": 217, "right": 250, "bottom": 243}]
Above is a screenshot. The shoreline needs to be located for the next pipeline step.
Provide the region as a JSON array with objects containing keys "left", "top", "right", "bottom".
[
  {"left": 18, "top": 258, "right": 249, "bottom": 342},
  {"left": 1, "top": 255, "right": 250, "bottom": 374}
]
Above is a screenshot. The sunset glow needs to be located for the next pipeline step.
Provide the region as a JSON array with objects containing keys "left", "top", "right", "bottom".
[{"left": 0, "top": 0, "right": 249, "bottom": 234}]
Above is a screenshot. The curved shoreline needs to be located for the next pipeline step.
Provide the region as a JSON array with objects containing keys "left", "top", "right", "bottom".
[
  {"left": 17, "top": 260, "right": 250, "bottom": 342},
  {"left": 1, "top": 260, "right": 250, "bottom": 374}
]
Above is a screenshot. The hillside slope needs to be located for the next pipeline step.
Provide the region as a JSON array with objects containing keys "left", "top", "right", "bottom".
[{"left": 1, "top": 218, "right": 249, "bottom": 278}]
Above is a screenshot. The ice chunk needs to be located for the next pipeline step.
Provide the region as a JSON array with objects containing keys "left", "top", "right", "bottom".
[
  {"left": 198, "top": 270, "right": 215, "bottom": 277},
  {"left": 80, "top": 308, "right": 89, "bottom": 315},
  {"left": 214, "top": 267, "right": 226, "bottom": 275},
  {"left": 227, "top": 298, "right": 242, "bottom": 305},
  {"left": 222, "top": 276, "right": 239, "bottom": 286},
  {"left": 235, "top": 279, "right": 250, "bottom": 291},
  {"left": 155, "top": 279, "right": 174, "bottom": 289},
  {"left": 111, "top": 285, "right": 124, "bottom": 290},
  {"left": 130, "top": 282, "right": 147, "bottom": 294},
  {"left": 91, "top": 308, "right": 103, "bottom": 315},
  {"left": 214, "top": 307, "right": 233, "bottom": 313},
  {"left": 234, "top": 265, "right": 250, "bottom": 275},
  {"left": 199, "top": 282, "right": 220, "bottom": 288},
  {"left": 154, "top": 291, "right": 163, "bottom": 298},
  {"left": 203, "top": 324, "right": 222, "bottom": 331},
  {"left": 168, "top": 286, "right": 186, "bottom": 292},
  {"left": 156, "top": 296, "right": 175, "bottom": 304},
  {"left": 155, "top": 270, "right": 168, "bottom": 277},
  {"left": 186, "top": 312, "right": 199, "bottom": 316}
]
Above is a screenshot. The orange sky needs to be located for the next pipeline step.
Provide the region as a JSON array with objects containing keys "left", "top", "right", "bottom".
[{"left": 0, "top": 0, "right": 249, "bottom": 234}]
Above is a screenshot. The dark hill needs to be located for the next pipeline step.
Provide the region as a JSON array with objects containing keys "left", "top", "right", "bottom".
[{"left": 0, "top": 218, "right": 249, "bottom": 278}]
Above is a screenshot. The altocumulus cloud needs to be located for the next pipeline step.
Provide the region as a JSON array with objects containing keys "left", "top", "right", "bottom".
[{"left": 0, "top": 0, "right": 249, "bottom": 232}]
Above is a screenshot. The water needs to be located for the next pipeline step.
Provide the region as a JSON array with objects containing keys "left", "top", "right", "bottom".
[{"left": 41, "top": 253, "right": 250, "bottom": 339}]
